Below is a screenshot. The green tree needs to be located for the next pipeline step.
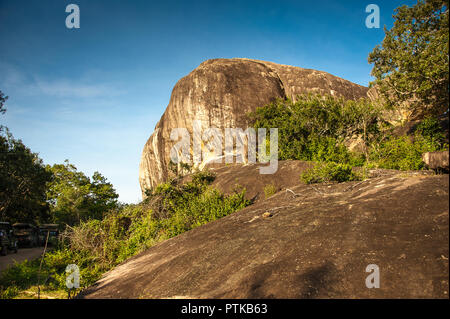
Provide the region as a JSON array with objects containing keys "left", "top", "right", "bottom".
[
  {"left": 0, "top": 129, "right": 52, "bottom": 223},
  {"left": 0, "top": 90, "right": 52, "bottom": 223},
  {"left": 368, "top": 0, "right": 449, "bottom": 117},
  {"left": 46, "top": 161, "right": 118, "bottom": 225}
]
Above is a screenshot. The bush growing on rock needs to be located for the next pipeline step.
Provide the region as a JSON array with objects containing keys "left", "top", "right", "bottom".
[
  {"left": 250, "top": 94, "right": 385, "bottom": 165},
  {"left": 369, "top": 134, "right": 446, "bottom": 171},
  {"left": 250, "top": 94, "right": 448, "bottom": 173},
  {"left": 263, "top": 184, "right": 277, "bottom": 199},
  {"left": 300, "top": 162, "right": 361, "bottom": 184}
]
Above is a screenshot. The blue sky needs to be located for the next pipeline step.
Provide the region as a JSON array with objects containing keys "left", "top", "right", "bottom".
[{"left": 0, "top": 0, "right": 415, "bottom": 203}]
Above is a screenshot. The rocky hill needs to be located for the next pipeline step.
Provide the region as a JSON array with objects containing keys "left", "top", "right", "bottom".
[
  {"left": 139, "top": 59, "right": 371, "bottom": 195},
  {"left": 81, "top": 163, "right": 449, "bottom": 298}
]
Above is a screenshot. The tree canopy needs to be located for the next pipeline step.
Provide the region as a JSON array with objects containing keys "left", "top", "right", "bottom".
[
  {"left": 1, "top": 90, "right": 52, "bottom": 223},
  {"left": 368, "top": 0, "right": 449, "bottom": 117},
  {"left": 1, "top": 89, "right": 118, "bottom": 226},
  {"left": 0, "top": 129, "right": 52, "bottom": 224},
  {"left": 46, "top": 161, "right": 119, "bottom": 225}
]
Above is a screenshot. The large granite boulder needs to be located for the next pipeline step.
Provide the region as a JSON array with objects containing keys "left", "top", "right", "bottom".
[{"left": 139, "top": 58, "right": 370, "bottom": 195}]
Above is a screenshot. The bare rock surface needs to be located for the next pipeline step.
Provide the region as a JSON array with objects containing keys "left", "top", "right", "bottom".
[
  {"left": 80, "top": 164, "right": 449, "bottom": 299},
  {"left": 139, "top": 59, "right": 370, "bottom": 195}
]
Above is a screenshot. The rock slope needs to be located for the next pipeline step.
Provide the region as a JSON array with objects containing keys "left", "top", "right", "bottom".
[
  {"left": 81, "top": 165, "right": 449, "bottom": 299},
  {"left": 139, "top": 59, "right": 370, "bottom": 195}
]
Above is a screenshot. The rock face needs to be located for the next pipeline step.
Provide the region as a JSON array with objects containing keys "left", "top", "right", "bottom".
[
  {"left": 139, "top": 58, "right": 370, "bottom": 195},
  {"left": 80, "top": 165, "right": 449, "bottom": 299}
]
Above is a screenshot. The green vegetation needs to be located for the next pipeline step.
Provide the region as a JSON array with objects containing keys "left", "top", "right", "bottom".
[
  {"left": 369, "top": 137, "right": 442, "bottom": 171},
  {"left": 1, "top": 124, "right": 53, "bottom": 224},
  {"left": 263, "top": 184, "right": 277, "bottom": 199},
  {"left": 300, "top": 162, "right": 362, "bottom": 184},
  {"left": 1, "top": 90, "right": 51, "bottom": 224},
  {"left": 0, "top": 170, "right": 250, "bottom": 298},
  {"left": 249, "top": 94, "right": 383, "bottom": 166},
  {"left": 369, "top": 117, "right": 448, "bottom": 170},
  {"left": 46, "top": 161, "right": 119, "bottom": 226},
  {"left": 250, "top": 95, "right": 448, "bottom": 184},
  {"left": 146, "top": 170, "right": 250, "bottom": 237},
  {"left": 368, "top": 0, "right": 449, "bottom": 117},
  {"left": 1, "top": 90, "right": 118, "bottom": 226}
]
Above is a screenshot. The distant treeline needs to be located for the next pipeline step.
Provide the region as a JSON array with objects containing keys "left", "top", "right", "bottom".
[{"left": 0, "top": 90, "right": 119, "bottom": 226}]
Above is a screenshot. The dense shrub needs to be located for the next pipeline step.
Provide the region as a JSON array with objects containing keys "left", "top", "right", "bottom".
[
  {"left": 300, "top": 162, "right": 362, "bottom": 184},
  {"left": 414, "top": 117, "right": 447, "bottom": 148},
  {"left": 368, "top": 117, "right": 448, "bottom": 170},
  {"left": 369, "top": 135, "right": 445, "bottom": 171},
  {"left": 249, "top": 94, "right": 384, "bottom": 165},
  {"left": 250, "top": 94, "right": 448, "bottom": 172}
]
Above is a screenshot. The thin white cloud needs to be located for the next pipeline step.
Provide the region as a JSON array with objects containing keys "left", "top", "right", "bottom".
[
  {"left": 33, "top": 78, "right": 112, "bottom": 98},
  {"left": 0, "top": 63, "right": 125, "bottom": 99}
]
